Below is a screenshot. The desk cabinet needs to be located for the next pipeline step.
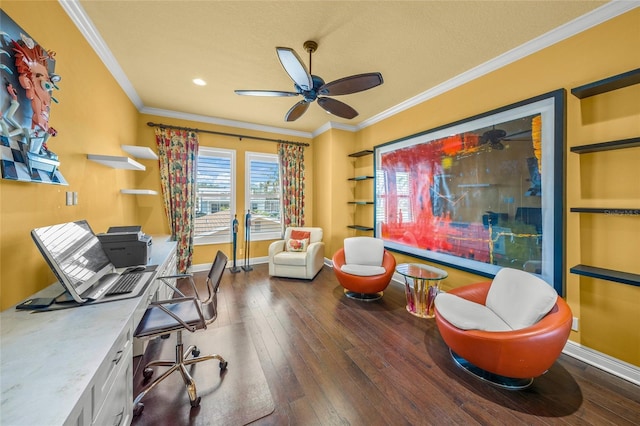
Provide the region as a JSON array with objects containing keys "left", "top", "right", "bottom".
[{"left": 0, "top": 237, "right": 176, "bottom": 426}]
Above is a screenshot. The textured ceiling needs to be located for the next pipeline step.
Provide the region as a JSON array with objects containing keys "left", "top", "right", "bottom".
[{"left": 72, "top": 0, "right": 611, "bottom": 135}]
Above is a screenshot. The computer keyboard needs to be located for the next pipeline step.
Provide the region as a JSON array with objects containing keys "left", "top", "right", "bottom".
[{"left": 106, "top": 273, "right": 144, "bottom": 296}]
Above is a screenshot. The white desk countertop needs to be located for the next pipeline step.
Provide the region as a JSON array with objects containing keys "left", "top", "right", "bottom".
[{"left": 0, "top": 237, "right": 176, "bottom": 425}]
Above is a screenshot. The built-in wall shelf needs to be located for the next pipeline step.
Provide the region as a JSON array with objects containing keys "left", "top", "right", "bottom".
[
  {"left": 347, "top": 225, "right": 374, "bottom": 231},
  {"left": 348, "top": 150, "right": 374, "bottom": 232},
  {"left": 570, "top": 264, "right": 640, "bottom": 287},
  {"left": 348, "top": 150, "right": 373, "bottom": 158},
  {"left": 87, "top": 154, "right": 145, "bottom": 170},
  {"left": 570, "top": 137, "right": 640, "bottom": 154},
  {"left": 570, "top": 207, "right": 640, "bottom": 215},
  {"left": 121, "top": 145, "right": 158, "bottom": 160},
  {"left": 571, "top": 68, "right": 640, "bottom": 99},
  {"left": 120, "top": 189, "right": 158, "bottom": 195}
]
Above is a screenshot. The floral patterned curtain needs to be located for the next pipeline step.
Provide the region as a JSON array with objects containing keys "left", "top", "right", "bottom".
[
  {"left": 155, "top": 127, "right": 199, "bottom": 273},
  {"left": 278, "top": 143, "right": 305, "bottom": 228}
]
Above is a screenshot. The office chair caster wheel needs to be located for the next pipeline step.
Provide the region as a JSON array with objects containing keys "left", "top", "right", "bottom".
[
  {"left": 133, "top": 402, "right": 144, "bottom": 417},
  {"left": 143, "top": 367, "right": 153, "bottom": 379},
  {"left": 220, "top": 360, "right": 228, "bottom": 371},
  {"left": 190, "top": 396, "right": 201, "bottom": 408},
  {"left": 191, "top": 348, "right": 200, "bottom": 357}
]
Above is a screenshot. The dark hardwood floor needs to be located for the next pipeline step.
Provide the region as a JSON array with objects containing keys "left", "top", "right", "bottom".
[{"left": 133, "top": 263, "right": 640, "bottom": 425}]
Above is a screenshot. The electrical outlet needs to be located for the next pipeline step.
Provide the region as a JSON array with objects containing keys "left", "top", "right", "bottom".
[
  {"left": 571, "top": 317, "right": 579, "bottom": 331},
  {"left": 65, "top": 191, "right": 73, "bottom": 206}
]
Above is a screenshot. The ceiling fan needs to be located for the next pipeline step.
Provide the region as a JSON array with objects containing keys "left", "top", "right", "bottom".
[{"left": 235, "top": 40, "right": 384, "bottom": 122}]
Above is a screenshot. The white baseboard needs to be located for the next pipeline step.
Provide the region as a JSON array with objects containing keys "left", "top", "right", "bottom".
[{"left": 562, "top": 340, "right": 640, "bottom": 387}]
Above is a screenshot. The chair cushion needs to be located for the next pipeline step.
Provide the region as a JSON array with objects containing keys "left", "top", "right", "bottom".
[
  {"left": 341, "top": 264, "right": 387, "bottom": 277},
  {"left": 435, "top": 293, "right": 512, "bottom": 331},
  {"left": 272, "top": 251, "right": 308, "bottom": 266},
  {"left": 344, "top": 237, "right": 384, "bottom": 266},
  {"left": 286, "top": 238, "right": 309, "bottom": 252},
  {"left": 135, "top": 299, "right": 202, "bottom": 337},
  {"left": 486, "top": 268, "right": 558, "bottom": 330}
]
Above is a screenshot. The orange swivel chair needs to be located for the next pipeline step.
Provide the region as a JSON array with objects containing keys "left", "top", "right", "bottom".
[
  {"left": 434, "top": 267, "right": 572, "bottom": 389},
  {"left": 332, "top": 237, "right": 396, "bottom": 301}
]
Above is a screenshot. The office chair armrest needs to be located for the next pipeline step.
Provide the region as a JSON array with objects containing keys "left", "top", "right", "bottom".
[
  {"left": 149, "top": 296, "right": 204, "bottom": 333},
  {"left": 157, "top": 274, "right": 198, "bottom": 298}
]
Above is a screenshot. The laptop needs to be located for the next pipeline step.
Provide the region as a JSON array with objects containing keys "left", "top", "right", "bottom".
[{"left": 31, "top": 220, "right": 154, "bottom": 304}]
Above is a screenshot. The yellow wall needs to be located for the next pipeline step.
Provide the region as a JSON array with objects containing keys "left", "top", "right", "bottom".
[
  {"left": 351, "top": 9, "right": 640, "bottom": 366},
  {"left": 1, "top": 2, "right": 140, "bottom": 309},
  {"left": 0, "top": 2, "right": 313, "bottom": 309},
  {"left": 0, "top": 2, "right": 637, "bottom": 367}
]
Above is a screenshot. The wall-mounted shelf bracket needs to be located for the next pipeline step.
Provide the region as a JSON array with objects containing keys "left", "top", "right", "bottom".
[
  {"left": 571, "top": 68, "right": 640, "bottom": 99},
  {"left": 348, "top": 150, "right": 373, "bottom": 158},
  {"left": 347, "top": 225, "right": 374, "bottom": 231},
  {"left": 570, "top": 207, "right": 640, "bottom": 215},
  {"left": 120, "top": 189, "right": 158, "bottom": 195},
  {"left": 570, "top": 137, "right": 640, "bottom": 154},
  {"left": 87, "top": 154, "right": 145, "bottom": 170},
  {"left": 121, "top": 145, "right": 158, "bottom": 160},
  {"left": 570, "top": 264, "right": 640, "bottom": 287}
]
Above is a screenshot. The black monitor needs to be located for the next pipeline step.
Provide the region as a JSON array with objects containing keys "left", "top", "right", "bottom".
[{"left": 31, "top": 220, "right": 115, "bottom": 303}]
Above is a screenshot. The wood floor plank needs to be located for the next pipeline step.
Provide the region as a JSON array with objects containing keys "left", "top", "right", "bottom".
[{"left": 132, "top": 264, "right": 640, "bottom": 425}]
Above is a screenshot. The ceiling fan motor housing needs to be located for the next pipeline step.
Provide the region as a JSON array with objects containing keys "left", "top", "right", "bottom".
[{"left": 297, "top": 75, "right": 325, "bottom": 102}]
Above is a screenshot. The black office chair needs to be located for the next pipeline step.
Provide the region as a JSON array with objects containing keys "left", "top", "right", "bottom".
[{"left": 132, "top": 250, "right": 229, "bottom": 416}]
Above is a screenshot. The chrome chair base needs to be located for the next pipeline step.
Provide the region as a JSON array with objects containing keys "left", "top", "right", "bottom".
[
  {"left": 450, "top": 349, "right": 533, "bottom": 390},
  {"left": 133, "top": 333, "right": 227, "bottom": 416},
  {"left": 344, "top": 289, "right": 383, "bottom": 302}
]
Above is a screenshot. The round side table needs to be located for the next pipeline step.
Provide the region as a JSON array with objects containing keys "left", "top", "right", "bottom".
[{"left": 396, "top": 263, "right": 447, "bottom": 318}]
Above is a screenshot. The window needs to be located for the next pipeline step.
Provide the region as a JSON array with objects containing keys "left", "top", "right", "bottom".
[
  {"left": 245, "top": 152, "right": 281, "bottom": 240},
  {"left": 376, "top": 169, "right": 412, "bottom": 226},
  {"left": 194, "top": 147, "right": 235, "bottom": 245}
]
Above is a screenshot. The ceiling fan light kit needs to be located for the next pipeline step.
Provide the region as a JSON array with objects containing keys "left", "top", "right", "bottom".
[{"left": 235, "top": 40, "right": 383, "bottom": 122}]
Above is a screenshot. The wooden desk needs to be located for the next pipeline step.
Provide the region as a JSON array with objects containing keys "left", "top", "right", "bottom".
[{"left": 0, "top": 237, "right": 176, "bottom": 426}]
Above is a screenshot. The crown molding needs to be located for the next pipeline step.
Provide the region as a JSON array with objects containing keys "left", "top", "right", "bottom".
[
  {"left": 61, "top": 0, "right": 638, "bottom": 139},
  {"left": 141, "top": 107, "right": 312, "bottom": 139},
  {"left": 312, "top": 121, "right": 358, "bottom": 138},
  {"left": 59, "top": 0, "right": 143, "bottom": 110},
  {"left": 356, "top": 0, "right": 640, "bottom": 130}
]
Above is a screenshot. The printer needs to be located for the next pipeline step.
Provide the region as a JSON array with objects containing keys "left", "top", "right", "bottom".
[{"left": 97, "top": 226, "right": 152, "bottom": 268}]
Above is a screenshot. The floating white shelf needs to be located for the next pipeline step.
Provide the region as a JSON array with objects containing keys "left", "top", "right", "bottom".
[
  {"left": 121, "top": 145, "right": 158, "bottom": 160},
  {"left": 120, "top": 189, "right": 158, "bottom": 195},
  {"left": 87, "top": 154, "right": 145, "bottom": 171}
]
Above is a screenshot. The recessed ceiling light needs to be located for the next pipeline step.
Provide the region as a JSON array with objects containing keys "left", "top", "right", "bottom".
[{"left": 193, "top": 78, "right": 206, "bottom": 86}]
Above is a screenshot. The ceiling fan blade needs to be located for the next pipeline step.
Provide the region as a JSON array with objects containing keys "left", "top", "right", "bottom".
[
  {"left": 319, "top": 72, "right": 383, "bottom": 96},
  {"left": 285, "top": 100, "right": 310, "bottom": 122},
  {"left": 317, "top": 97, "right": 358, "bottom": 119},
  {"left": 234, "top": 90, "right": 299, "bottom": 97},
  {"left": 276, "top": 47, "right": 313, "bottom": 91}
]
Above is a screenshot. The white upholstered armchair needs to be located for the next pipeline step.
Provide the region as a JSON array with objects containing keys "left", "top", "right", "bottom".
[{"left": 268, "top": 227, "right": 325, "bottom": 280}]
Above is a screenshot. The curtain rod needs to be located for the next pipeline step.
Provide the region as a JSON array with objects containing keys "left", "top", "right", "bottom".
[{"left": 146, "top": 122, "right": 309, "bottom": 147}]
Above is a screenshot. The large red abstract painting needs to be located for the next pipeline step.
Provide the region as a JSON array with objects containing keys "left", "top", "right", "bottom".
[{"left": 374, "top": 90, "right": 565, "bottom": 293}]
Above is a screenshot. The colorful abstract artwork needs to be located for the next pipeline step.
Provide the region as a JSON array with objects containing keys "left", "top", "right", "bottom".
[
  {"left": 374, "top": 90, "right": 565, "bottom": 293},
  {"left": 0, "top": 10, "right": 67, "bottom": 185}
]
